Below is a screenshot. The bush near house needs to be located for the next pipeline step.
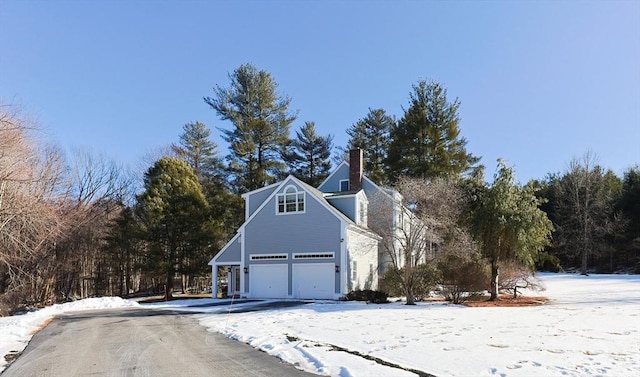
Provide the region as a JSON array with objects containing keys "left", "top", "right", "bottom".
[
  {"left": 437, "top": 254, "right": 490, "bottom": 304},
  {"left": 344, "top": 289, "right": 389, "bottom": 304},
  {"left": 379, "top": 264, "right": 440, "bottom": 302}
]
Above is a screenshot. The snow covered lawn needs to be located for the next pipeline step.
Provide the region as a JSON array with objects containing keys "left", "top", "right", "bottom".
[
  {"left": 1, "top": 274, "right": 638, "bottom": 376},
  {"left": 194, "top": 274, "right": 640, "bottom": 377}
]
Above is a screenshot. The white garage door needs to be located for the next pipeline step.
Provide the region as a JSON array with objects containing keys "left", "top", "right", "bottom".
[
  {"left": 293, "top": 263, "right": 335, "bottom": 299},
  {"left": 249, "top": 264, "right": 288, "bottom": 298}
]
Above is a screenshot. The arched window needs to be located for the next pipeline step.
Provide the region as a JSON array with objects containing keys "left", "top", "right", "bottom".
[{"left": 277, "top": 185, "right": 305, "bottom": 214}]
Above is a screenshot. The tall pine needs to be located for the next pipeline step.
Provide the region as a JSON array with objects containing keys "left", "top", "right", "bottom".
[
  {"left": 171, "top": 122, "right": 243, "bottom": 247},
  {"left": 345, "top": 108, "right": 395, "bottom": 185},
  {"left": 388, "top": 80, "right": 479, "bottom": 181},
  {"left": 285, "top": 121, "right": 333, "bottom": 186},
  {"left": 204, "top": 64, "right": 296, "bottom": 193},
  {"left": 171, "top": 121, "right": 224, "bottom": 191}
]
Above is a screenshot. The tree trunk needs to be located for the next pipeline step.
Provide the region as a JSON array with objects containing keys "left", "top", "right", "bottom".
[
  {"left": 581, "top": 215, "right": 589, "bottom": 275},
  {"left": 490, "top": 259, "right": 499, "bottom": 301},
  {"left": 165, "top": 271, "right": 173, "bottom": 300},
  {"left": 405, "top": 284, "right": 416, "bottom": 305},
  {"left": 581, "top": 170, "right": 590, "bottom": 276}
]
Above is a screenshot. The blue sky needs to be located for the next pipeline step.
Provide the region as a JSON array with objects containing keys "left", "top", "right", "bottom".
[{"left": 1, "top": 0, "right": 639, "bottom": 183}]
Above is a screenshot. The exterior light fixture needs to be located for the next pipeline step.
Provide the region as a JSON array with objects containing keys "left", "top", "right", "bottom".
[
  {"left": 244, "top": 267, "right": 248, "bottom": 274},
  {"left": 335, "top": 265, "right": 340, "bottom": 273}
]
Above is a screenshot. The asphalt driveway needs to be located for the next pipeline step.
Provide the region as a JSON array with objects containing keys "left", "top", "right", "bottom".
[{"left": 1, "top": 308, "right": 317, "bottom": 377}]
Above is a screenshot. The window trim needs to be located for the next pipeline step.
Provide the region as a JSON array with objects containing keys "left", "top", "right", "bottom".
[{"left": 276, "top": 185, "right": 306, "bottom": 215}]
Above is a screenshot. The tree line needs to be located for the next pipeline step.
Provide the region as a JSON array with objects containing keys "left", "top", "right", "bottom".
[{"left": 1, "top": 63, "right": 637, "bottom": 313}]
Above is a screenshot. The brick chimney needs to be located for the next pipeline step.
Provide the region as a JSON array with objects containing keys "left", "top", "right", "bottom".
[{"left": 349, "top": 149, "right": 363, "bottom": 191}]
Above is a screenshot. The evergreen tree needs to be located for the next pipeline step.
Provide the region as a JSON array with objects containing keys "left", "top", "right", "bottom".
[
  {"left": 171, "top": 121, "right": 223, "bottom": 187},
  {"left": 103, "top": 205, "right": 141, "bottom": 296},
  {"left": 388, "top": 80, "right": 479, "bottom": 181},
  {"left": 204, "top": 64, "right": 297, "bottom": 193},
  {"left": 618, "top": 166, "right": 640, "bottom": 242},
  {"left": 171, "top": 121, "right": 243, "bottom": 251},
  {"left": 467, "top": 159, "right": 553, "bottom": 300},
  {"left": 617, "top": 166, "right": 640, "bottom": 270},
  {"left": 285, "top": 121, "right": 333, "bottom": 186},
  {"left": 345, "top": 108, "right": 395, "bottom": 185},
  {"left": 136, "top": 158, "right": 213, "bottom": 299}
]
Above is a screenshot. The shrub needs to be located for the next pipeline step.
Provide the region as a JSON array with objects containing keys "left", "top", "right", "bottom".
[
  {"left": 499, "top": 261, "right": 545, "bottom": 298},
  {"left": 535, "top": 251, "right": 563, "bottom": 272},
  {"left": 379, "top": 268, "right": 403, "bottom": 297},
  {"left": 378, "top": 264, "right": 439, "bottom": 302},
  {"left": 344, "top": 289, "right": 389, "bottom": 304},
  {"left": 437, "top": 254, "right": 490, "bottom": 304}
]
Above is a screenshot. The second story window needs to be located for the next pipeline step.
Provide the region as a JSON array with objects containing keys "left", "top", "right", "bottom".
[
  {"left": 277, "top": 186, "right": 305, "bottom": 214},
  {"left": 339, "top": 179, "right": 350, "bottom": 192},
  {"left": 359, "top": 200, "right": 367, "bottom": 227}
]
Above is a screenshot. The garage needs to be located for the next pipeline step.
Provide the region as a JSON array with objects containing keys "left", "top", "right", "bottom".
[
  {"left": 292, "top": 263, "right": 335, "bottom": 299},
  {"left": 249, "top": 264, "right": 288, "bottom": 298}
]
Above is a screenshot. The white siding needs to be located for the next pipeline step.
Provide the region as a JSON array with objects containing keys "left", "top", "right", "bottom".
[{"left": 346, "top": 227, "right": 379, "bottom": 292}]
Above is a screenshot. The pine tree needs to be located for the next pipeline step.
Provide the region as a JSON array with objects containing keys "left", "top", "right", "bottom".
[
  {"left": 467, "top": 159, "right": 553, "bottom": 300},
  {"left": 171, "top": 121, "right": 224, "bottom": 190},
  {"left": 345, "top": 108, "right": 395, "bottom": 185},
  {"left": 136, "top": 158, "right": 214, "bottom": 299},
  {"left": 285, "top": 122, "right": 333, "bottom": 186},
  {"left": 388, "top": 80, "right": 479, "bottom": 181},
  {"left": 171, "top": 121, "right": 242, "bottom": 250},
  {"left": 204, "top": 64, "right": 297, "bottom": 193}
]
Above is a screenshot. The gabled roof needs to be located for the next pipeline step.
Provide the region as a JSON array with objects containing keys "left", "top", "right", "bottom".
[
  {"left": 292, "top": 176, "right": 379, "bottom": 240},
  {"left": 319, "top": 160, "right": 399, "bottom": 202},
  {"left": 243, "top": 174, "right": 355, "bottom": 228},
  {"left": 209, "top": 232, "right": 240, "bottom": 265},
  {"left": 240, "top": 180, "right": 280, "bottom": 199},
  {"left": 214, "top": 174, "right": 381, "bottom": 259},
  {"left": 317, "top": 160, "right": 349, "bottom": 192}
]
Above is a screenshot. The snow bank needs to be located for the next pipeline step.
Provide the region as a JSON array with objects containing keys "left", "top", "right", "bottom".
[{"left": 0, "top": 297, "right": 139, "bottom": 373}]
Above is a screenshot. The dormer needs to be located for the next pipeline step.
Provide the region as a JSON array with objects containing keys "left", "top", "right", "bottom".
[{"left": 324, "top": 190, "right": 368, "bottom": 227}]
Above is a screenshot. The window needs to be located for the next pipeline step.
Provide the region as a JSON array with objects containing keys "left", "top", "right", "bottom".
[
  {"left": 277, "top": 186, "right": 305, "bottom": 214},
  {"left": 339, "top": 179, "right": 350, "bottom": 192},
  {"left": 359, "top": 200, "right": 367, "bottom": 227},
  {"left": 351, "top": 261, "right": 358, "bottom": 281},
  {"left": 293, "top": 252, "right": 335, "bottom": 259},
  {"left": 250, "top": 254, "right": 288, "bottom": 260}
]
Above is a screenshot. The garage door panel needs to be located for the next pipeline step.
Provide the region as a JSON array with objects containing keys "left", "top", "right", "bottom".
[
  {"left": 250, "top": 264, "right": 288, "bottom": 298},
  {"left": 293, "top": 263, "right": 335, "bottom": 299}
]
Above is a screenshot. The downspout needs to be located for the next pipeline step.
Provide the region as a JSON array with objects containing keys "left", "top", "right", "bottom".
[
  {"left": 240, "top": 231, "right": 246, "bottom": 297},
  {"left": 212, "top": 264, "right": 218, "bottom": 298},
  {"left": 340, "top": 221, "right": 348, "bottom": 298}
]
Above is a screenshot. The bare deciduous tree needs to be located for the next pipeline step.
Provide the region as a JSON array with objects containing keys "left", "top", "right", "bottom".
[
  {"left": 555, "top": 151, "right": 620, "bottom": 275},
  {"left": 0, "top": 104, "right": 67, "bottom": 314},
  {"left": 54, "top": 148, "right": 135, "bottom": 300},
  {"left": 370, "top": 176, "right": 471, "bottom": 304},
  {"left": 498, "top": 261, "right": 545, "bottom": 298}
]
